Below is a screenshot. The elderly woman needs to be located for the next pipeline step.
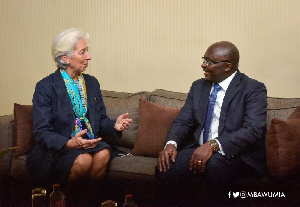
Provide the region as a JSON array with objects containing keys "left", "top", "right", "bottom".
[{"left": 26, "top": 28, "right": 132, "bottom": 202}]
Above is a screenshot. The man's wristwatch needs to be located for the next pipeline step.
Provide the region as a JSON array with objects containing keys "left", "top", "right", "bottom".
[{"left": 208, "top": 139, "right": 219, "bottom": 152}]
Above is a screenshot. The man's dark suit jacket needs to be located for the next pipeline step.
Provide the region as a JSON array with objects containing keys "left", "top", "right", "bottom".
[
  {"left": 32, "top": 69, "right": 120, "bottom": 150},
  {"left": 166, "top": 70, "right": 268, "bottom": 175}
]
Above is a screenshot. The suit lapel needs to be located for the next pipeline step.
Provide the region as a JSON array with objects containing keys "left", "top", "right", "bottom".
[
  {"left": 218, "top": 71, "right": 242, "bottom": 135},
  {"left": 192, "top": 80, "right": 212, "bottom": 135},
  {"left": 199, "top": 81, "right": 212, "bottom": 123},
  {"left": 53, "top": 70, "right": 75, "bottom": 128},
  {"left": 84, "top": 75, "right": 97, "bottom": 129},
  {"left": 53, "top": 71, "right": 97, "bottom": 135}
]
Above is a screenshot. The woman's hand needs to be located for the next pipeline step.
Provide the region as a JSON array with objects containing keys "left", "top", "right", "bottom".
[
  {"left": 114, "top": 113, "right": 132, "bottom": 131},
  {"left": 65, "top": 129, "right": 102, "bottom": 149}
]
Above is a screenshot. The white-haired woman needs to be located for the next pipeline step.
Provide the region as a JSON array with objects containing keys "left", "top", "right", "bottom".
[{"left": 26, "top": 28, "right": 132, "bottom": 204}]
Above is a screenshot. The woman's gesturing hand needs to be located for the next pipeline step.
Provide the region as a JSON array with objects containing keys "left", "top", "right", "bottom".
[
  {"left": 114, "top": 113, "right": 133, "bottom": 131},
  {"left": 65, "top": 129, "right": 102, "bottom": 149}
]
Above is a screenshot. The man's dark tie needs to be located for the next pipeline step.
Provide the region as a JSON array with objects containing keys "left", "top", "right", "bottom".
[{"left": 203, "top": 84, "right": 222, "bottom": 143}]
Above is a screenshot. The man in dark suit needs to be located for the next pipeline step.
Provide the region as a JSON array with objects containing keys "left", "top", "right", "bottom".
[{"left": 156, "top": 41, "right": 267, "bottom": 196}]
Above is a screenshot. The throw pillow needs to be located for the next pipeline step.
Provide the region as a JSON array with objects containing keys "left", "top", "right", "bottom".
[
  {"left": 131, "top": 99, "right": 181, "bottom": 157},
  {"left": 266, "top": 106, "right": 300, "bottom": 179},
  {"left": 13, "top": 103, "right": 35, "bottom": 157}
]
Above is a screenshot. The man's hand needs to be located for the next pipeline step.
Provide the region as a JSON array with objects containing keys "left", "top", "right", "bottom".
[
  {"left": 189, "top": 142, "right": 213, "bottom": 173},
  {"left": 65, "top": 129, "right": 102, "bottom": 149},
  {"left": 157, "top": 144, "right": 177, "bottom": 172},
  {"left": 115, "top": 113, "right": 133, "bottom": 131}
]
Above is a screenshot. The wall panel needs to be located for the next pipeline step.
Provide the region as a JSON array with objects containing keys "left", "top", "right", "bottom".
[{"left": 1, "top": 0, "right": 300, "bottom": 115}]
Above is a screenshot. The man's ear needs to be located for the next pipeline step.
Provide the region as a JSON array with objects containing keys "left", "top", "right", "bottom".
[
  {"left": 61, "top": 54, "right": 69, "bottom": 63},
  {"left": 224, "top": 62, "right": 232, "bottom": 72}
]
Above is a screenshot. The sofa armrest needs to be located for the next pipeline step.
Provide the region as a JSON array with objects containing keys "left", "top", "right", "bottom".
[{"left": 0, "top": 114, "right": 14, "bottom": 179}]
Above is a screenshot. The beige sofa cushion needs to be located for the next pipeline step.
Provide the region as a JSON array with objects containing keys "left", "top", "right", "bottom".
[
  {"left": 266, "top": 97, "right": 300, "bottom": 128},
  {"left": 10, "top": 155, "right": 31, "bottom": 182},
  {"left": 101, "top": 90, "right": 148, "bottom": 149},
  {"left": 109, "top": 154, "right": 157, "bottom": 176},
  {"left": 148, "top": 89, "right": 187, "bottom": 108}
]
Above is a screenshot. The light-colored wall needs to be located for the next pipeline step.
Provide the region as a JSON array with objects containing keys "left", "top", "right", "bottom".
[{"left": 1, "top": 0, "right": 300, "bottom": 115}]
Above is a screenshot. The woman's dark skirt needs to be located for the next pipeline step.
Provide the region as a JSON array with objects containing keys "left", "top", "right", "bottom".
[{"left": 26, "top": 141, "right": 110, "bottom": 189}]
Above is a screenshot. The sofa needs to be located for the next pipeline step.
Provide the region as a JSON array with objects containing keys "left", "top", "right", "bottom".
[{"left": 1, "top": 89, "right": 300, "bottom": 206}]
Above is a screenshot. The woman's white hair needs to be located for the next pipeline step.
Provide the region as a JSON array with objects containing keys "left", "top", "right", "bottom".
[{"left": 51, "top": 28, "right": 89, "bottom": 69}]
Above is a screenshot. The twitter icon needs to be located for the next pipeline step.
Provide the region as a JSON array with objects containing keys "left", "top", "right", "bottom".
[{"left": 233, "top": 192, "right": 240, "bottom": 198}]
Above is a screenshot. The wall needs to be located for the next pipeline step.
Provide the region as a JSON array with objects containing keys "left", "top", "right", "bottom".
[{"left": 1, "top": 0, "right": 300, "bottom": 115}]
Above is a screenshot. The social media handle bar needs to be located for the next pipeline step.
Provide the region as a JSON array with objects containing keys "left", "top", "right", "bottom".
[{"left": 228, "top": 191, "right": 285, "bottom": 198}]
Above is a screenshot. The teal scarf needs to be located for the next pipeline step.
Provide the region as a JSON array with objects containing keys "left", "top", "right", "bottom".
[{"left": 61, "top": 69, "right": 94, "bottom": 139}]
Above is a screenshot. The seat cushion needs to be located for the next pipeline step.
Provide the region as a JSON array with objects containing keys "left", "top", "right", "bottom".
[
  {"left": 10, "top": 155, "right": 31, "bottom": 183},
  {"left": 109, "top": 154, "right": 157, "bottom": 176}
]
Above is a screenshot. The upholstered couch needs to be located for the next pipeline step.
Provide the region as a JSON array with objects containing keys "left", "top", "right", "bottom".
[{"left": 1, "top": 89, "right": 300, "bottom": 206}]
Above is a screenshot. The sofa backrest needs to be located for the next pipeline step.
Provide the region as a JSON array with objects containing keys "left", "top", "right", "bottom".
[
  {"left": 148, "top": 89, "right": 187, "bottom": 108},
  {"left": 266, "top": 97, "right": 300, "bottom": 128},
  {"left": 101, "top": 90, "right": 148, "bottom": 149},
  {"left": 101, "top": 89, "right": 187, "bottom": 150},
  {"left": 102, "top": 89, "right": 300, "bottom": 150},
  {"left": 10, "top": 90, "right": 300, "bottom": 154}
]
